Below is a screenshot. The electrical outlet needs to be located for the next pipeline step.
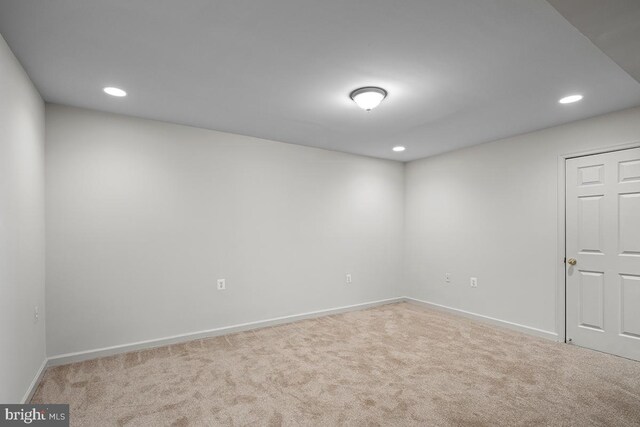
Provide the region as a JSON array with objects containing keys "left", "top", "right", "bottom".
[
  {"left": 34, "top": 306, "right": 39, "bottom": 322},
  {"left": 217, "top": 279, "right": 226, "bottom": 290},
  {"left": 445, "top": 273, "right": 451, "bottom": 283},
  {"left": 346, "top": 273, "right": 352, "bottom": 284},
  {"left": 470, "top": 277, "right": 478, "bottom": 288}
]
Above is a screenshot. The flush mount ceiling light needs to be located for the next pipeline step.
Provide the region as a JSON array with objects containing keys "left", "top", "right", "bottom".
[
  {"left": 392, "top": 146, "right": 406, "bottom": 152},
  {"left": 103, "top": 86, "right": 127, "bottom": 97},
  {"left": 558, "top": 94, "right": 583, "bottom": 104},
  {"left": 350, "top": 87, "right": 387, "bottom": 111}
]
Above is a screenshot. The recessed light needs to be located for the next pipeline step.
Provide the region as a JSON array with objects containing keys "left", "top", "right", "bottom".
[
  {"left": 392, "top": 146, "right": 406, "bottom": 152},
  {"left": 103, "top": 87, "right": 127, "bottom": 97},
  {"left": 559, "top": 94, "right": 583, "bottom": 104},
  {"left": 350, "top": 87, "right": 387, "bottom": 111}
]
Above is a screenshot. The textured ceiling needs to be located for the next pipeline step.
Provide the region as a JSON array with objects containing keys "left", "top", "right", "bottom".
[{"left": 1, "top": 0, "right": 639, "bottom": 161}]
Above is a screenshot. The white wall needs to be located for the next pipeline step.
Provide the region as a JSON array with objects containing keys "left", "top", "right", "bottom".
[
  {"left": 404, "top": 106, "right": 640, "bottom": 336},
  {"left": 0, "top": 35, "right": 46, "bottom": 402},
  {"left": 45, "top": 105, "right": 404, "bottom": 357}
]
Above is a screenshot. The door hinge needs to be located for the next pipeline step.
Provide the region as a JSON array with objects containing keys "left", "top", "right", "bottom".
[{"left": 564, "top": 257, "right": 566, "bottom": 263}]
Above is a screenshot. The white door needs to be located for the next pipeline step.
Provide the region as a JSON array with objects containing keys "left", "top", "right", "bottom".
[{"left": 566, "top": 147, "right": 640, "bottom": 361}]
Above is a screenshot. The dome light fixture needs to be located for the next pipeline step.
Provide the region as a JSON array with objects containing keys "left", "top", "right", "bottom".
[
  {"left": 350, "top": 86, "right": 387, "bottom": 111},
  {"left": 392, "top": 146, "right": 406, "bottom": 152},
  {"left": 103, "top": 86, "right": 127, "bottom": 97},
  {"left": 558, "top": 94, "right": 583, "bottom": 104}
]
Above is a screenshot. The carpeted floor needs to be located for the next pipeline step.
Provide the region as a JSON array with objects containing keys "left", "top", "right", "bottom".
[{"left": 32, "top": 302, "right": 640, "bottom": 426}]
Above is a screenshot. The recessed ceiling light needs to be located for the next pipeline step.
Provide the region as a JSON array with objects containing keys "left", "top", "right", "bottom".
[
  {"left": 558, "top": 94, "right": 583, "bottom": 104},
  {"left": 103, "top": 86, "right": 127, "bottom": 97},
  {"left": 392, "top": 146, "right": 406, "bottom": 152},
  {"left": 350, "top": 87, "right": 387, "bottom": 111}
]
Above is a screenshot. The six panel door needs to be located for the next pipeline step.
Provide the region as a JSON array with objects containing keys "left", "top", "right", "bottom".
[{"left": 566, "top": 147, "right": 640, "bottom": 361}]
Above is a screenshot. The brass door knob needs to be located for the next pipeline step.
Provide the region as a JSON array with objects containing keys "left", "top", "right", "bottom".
[{"left": 567, "top": 258, "right": 577, "bottom": 265}]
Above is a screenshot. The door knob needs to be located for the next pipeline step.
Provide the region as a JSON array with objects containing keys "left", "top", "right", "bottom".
[{"left": 567, "top": 258, "right": 577, "bottom": 265}]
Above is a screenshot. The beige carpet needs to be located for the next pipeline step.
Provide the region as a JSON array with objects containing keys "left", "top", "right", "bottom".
[{"left": 32, "top": 303, "right": 640, "bottom": 426}]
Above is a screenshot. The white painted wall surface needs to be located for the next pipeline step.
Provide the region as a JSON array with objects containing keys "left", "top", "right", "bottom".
[
  {"left": 45, "top": 105, "right": 404, "bottom": 357},
  {"left": 404, "top": 106, "right": 640, "bottom": 336},
  {"left": 0, "top": 35, "right": 46, "bottom": 402}
]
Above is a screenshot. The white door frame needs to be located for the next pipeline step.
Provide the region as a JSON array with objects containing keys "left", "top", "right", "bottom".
[{"left": 556, "top": 140, "right": 640, "bottom": 343}]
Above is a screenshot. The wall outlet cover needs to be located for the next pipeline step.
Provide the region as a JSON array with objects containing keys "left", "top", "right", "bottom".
[{"left": 217, "top": 279, "right": 226, "bottom": 290}]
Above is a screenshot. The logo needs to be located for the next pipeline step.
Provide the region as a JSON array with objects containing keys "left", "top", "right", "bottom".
[{"left": 0, "top": 405, "right": 68, "bottom": 426}]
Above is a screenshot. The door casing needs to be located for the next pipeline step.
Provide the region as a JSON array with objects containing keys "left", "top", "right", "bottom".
[{"left": 556, "top": 141, "right": 640, "bottom": 344}]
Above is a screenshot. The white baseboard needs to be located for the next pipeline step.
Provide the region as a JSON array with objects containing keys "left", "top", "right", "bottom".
[
  {"left": 47, "top": 297, "right": 404, "bottom": 366},
  {"left": 403, "top": 297, "right": 559, "bottom": 341},
  {"left": 21, "top": 358, "right": 48, "bottom": 404}
]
